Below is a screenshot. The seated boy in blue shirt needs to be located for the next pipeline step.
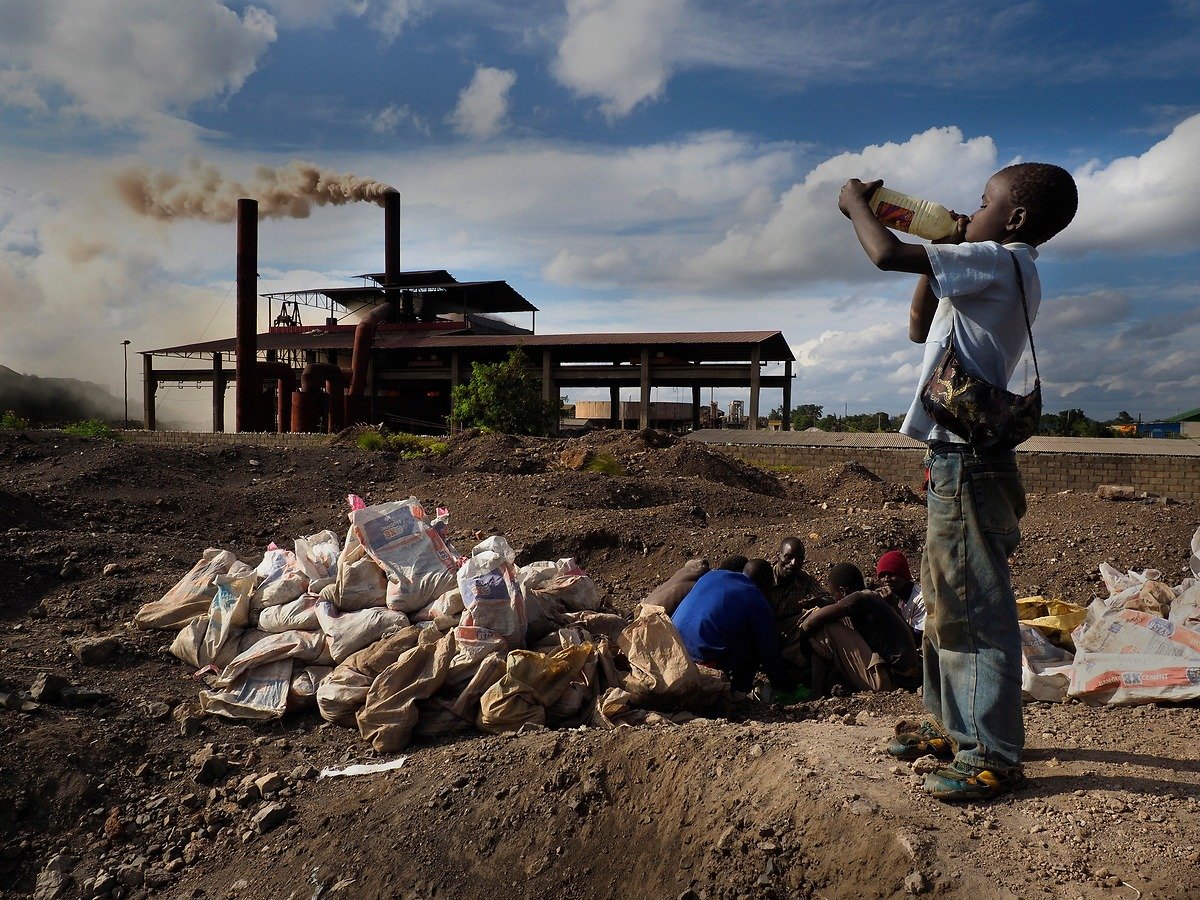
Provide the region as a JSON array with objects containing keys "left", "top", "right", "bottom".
[{"left": 671, "top": 559, "right": 794, "bottom": 694}]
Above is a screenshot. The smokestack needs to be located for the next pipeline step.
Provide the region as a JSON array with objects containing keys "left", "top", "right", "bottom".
[
  {"left": 235, "top": 198, "right": 258, "bottom": 432},
  {"left": 384, "top": 189, "right": 401, "bottom": 287}
]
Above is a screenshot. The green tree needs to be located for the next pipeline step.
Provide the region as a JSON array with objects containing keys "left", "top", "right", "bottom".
[
  {"left": 1038, "top": 408, "right": 1112, "bottom": 438},
  {"left": 450, "top": 348, "right": 560, "bottom": 435},
  {"left": 791, "top": 404, "right": 824, "bottom": 430}
]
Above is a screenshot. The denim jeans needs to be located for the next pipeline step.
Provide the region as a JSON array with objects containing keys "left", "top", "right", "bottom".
[{"left": 920, "top": 447, "right": 1026, "bottom": 771}]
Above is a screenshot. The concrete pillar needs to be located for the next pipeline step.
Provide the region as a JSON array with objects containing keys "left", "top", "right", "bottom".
[
  {"left": 609, "top": 383, "right": 620, "bottom": 429},
  {"left": 639, "top": 347, "right": 651, "bottom": 430},
  {"left": 542, "top": 350, "right": 557, "bottom": 435},
  {"left": 691, "top": 382, "right": 701, "bottom": 430},
  {"left": 782, "top": 359, "right": 792, "bottom": 431},
  {"left": 143, "top": 354, "right": 156, "bottom": 431},
  {"left": 212, "top": 354, "right": 224, "bottom": 433},
  {"left": 748, "top": 344, "right": 761, "bottom": 431}
]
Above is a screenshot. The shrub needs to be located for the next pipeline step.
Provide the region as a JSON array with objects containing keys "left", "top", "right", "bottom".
[
  {"left": 62, "top": 419, "right": 119, "bottom": 439},
  {"left": 1, "top": 410, "right": 31, "bottom": 429},
  {"left": 584, "top": 452, "right": 626, "bottom": 476},
  {"left": 450, "top": 348, "right": 559, "bottom": 436},
  {"left": 356, "top": 430, "right": 386, "bottom": 451}
]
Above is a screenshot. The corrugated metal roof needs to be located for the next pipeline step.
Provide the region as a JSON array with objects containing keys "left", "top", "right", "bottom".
[
  {"left": 261, "top": 280, "right": 537, "bottom": 314},
  {"left": 146, "top": 329, "right": 795, "bottom": 360}
]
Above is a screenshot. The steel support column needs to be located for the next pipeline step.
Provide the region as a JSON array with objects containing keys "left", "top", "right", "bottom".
[
  {"left": 748, "top": 344, "right": 761, "bottom": 431},
  {"left": 782, "top": 359, "right": 792, "bottom": 431},
  {"left": 639, "top": 347, "right": 651, "bottom": 430},
  {"left": 212, "top": 354, "right": 225, "bottom": 432},
  {"left": 143, "top": 354, "right": 156, "bottom": 431}
]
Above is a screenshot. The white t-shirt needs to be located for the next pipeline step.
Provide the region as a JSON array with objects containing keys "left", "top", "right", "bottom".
[
  {"left": 900, "top": 241, "right": 1041, "bottom": 444},
  {"left": 900, "top": 583, "right": 926, "bottom": 634}
]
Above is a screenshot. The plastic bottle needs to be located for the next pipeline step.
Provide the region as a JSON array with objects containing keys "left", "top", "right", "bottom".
[{"left": 868, "top": 187, "right": 957, "bottom": 241}]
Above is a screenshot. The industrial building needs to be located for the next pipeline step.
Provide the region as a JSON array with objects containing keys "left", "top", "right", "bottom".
[{"left": 141, "top": 193, "right": 796, "bottom": 434}]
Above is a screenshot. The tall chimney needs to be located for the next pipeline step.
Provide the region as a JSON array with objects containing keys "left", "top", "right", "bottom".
[
  {"left": 384, "top": 189, "right": 401, "bottom": 287},
  {"left": 235, "top": 198, "right": 259, "bottom": 432}
]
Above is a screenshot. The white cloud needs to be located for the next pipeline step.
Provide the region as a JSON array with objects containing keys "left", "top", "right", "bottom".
[
  {"left": 370, "top": 103, "right": 430, "bottom": 135},
  {"left": 258, "top": 0, "right": 427, "bottom": 39},
  {"left": 450, "top": 66, "right": 517, "bottom": 139},
  {"left": 544, "top": 126, "right": 1000, "bottom": 293},
  {"left": 553, "top": 0, "right": 685, "bottom": 120},
  {"left": 0, "top": 0, "right": 277, "bottom": 123},
  {"left": 1058, "top": 113, "right": 1200, "bottom": 255}
]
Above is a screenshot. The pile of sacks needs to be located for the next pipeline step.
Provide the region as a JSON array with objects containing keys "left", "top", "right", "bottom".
[
  {"left": 134, "top": 494, "right": 728, "bottom": 750},
  {"left": 1019, "top": 525, "right": 1200, "bottom": 706}
]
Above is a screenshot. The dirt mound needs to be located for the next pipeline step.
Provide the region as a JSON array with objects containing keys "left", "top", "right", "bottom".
[
  {"left": 659, "top": 441, "right": 784, "bottom": 497},
  {"left": 4, "top": 429, "right": 1200, "bottom": 898},
  {"left": 441, "top": 430, "right": 551, "bottom": 474},
  {"left": 799, "top": 461, "right": 921, "bottom": 508}
]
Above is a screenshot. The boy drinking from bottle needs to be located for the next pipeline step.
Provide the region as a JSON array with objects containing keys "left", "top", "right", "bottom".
[{"left": 837, "top": 163, "right": 1077, "bottom": 801}]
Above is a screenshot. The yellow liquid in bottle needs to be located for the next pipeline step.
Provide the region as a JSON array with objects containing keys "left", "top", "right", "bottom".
[{"left": 869, "top": 187, "right": 956, "bottom": 241}]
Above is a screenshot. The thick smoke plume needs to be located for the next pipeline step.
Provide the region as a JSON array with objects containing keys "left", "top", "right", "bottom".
[{"left": 113, "top": 159, "right": 395, "bottom": 221}]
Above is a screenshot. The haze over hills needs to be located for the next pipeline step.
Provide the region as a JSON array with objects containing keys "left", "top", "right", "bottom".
[{"left": 0, "top": 365, "right": 137, "bottom": 425}]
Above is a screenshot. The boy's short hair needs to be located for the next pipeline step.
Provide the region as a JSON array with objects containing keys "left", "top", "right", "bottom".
[
  {"left": 742, "top": 558, "right": 776, "bottom": 597},
  {"left": 828, "top": 562, "right": 865, "bottom": 594},
  {"left": 999, "top": 162, "right": 1078, "bottom": 246},
  {"left": 718, "top": 554, "right": 750, "bottom": 572}
]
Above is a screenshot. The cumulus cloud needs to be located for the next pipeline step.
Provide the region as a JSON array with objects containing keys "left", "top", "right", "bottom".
[
  {"left": 370, "top": 103, "right": 430, "bottom": 135},
  {"left": 0, "top": 0, "right": 277, "bottom": 123},
  {"left": 450, "top": 66, "right": 517, "bottom": 139},
  {"left": 1057, "top": 113, "right": 1200, "bottom": 255},
  {"left": 544, "top": 126, "right": 999, "bottom": 293},
  {"left": 554, "top": 0, "right": 685, "bottom": 119},
  {"left": 258, "top": 0, "right": 428, "bottom": 39}
]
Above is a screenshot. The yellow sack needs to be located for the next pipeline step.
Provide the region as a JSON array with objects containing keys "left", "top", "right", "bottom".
[{"left": 1016, "top": 596, "right": 1088, "bottom": 650}]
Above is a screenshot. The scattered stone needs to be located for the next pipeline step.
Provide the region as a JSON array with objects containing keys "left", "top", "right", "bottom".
[
  {"left": 190, "top": 745, "right": 229, "bottom": 784},
  {"left": 140, "top": 700, "right": 171, "bottom": 720},
  {"left": 252, "top": 801, "right": 291, "bottom": 834},
  {"left": 904, "top": 871, "right": 930, "bottom": 895},
  {"left": 102, "top": 563, "right": 121, "bottom": 576},
  {"left": 559, "top": 448, "right": 592, "bottom": 470},
  {"left": 103, "top": 808, "right": 124, "bottom": 841},
  {"left": 89, "top": 870, "right": 119, "bottom": 897},
  {"left": 1095, "top": 485, "right": 1137, "bottom": 501},
  {"left": 115, "top": 857, "right": 147, "bottom": 888},
  {"left": 29, "top": 672, "right": 72, "bottom": 703},
  {"left": 33, "top": 852, "right": 75, "bottom": 900},
  {"left": 254, "top": 772, "right": 285, "bottom": 797},
  {"left": 68, "top": 634, "right": 119, "bottom": 664},
  {"left": 854, "top": 710, "right": 873, "bottom": 726}
]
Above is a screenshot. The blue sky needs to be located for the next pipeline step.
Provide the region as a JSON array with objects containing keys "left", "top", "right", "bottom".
[{"left": 1, "top": 0, "right": 1199, "bottom": 427}]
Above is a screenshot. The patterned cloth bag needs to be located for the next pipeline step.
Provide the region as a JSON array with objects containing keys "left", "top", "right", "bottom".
[{"left": 920, "top": 251, "right": 1041, "bottom": 453}]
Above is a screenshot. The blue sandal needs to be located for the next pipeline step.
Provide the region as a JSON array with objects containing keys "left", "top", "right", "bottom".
[{"left": 923, "top": 761, "right": 1026, "bottom": 802}]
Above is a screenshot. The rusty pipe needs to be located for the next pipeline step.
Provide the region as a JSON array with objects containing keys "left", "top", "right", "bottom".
[
  {"left": 293, "top": 362, "right": 347, "bottom": 433},
  {"left": 257, "top": 362, "right": 295, "bottom": 433}
]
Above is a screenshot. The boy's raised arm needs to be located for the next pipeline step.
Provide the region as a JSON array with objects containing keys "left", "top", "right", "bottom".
[{"left": 838, "top": 178, "right": 934, "bottom": 276}]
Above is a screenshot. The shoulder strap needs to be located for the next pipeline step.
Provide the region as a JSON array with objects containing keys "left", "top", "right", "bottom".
[{"left": 1008, "top": 250, "right": 1040, "bottom": 384}]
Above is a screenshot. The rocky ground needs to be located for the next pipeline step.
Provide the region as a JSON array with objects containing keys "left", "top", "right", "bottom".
[{"left": 0, "top": 427, "right": 1197, "bottom": 900}]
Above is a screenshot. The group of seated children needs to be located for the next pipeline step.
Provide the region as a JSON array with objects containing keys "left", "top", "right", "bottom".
[{"left": 663, "top": 537, "right": 927, "bottom": 700}]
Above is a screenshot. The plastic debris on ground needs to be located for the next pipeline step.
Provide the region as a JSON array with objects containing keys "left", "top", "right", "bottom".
[
  {"left": 318, "top": 758, "right": 408, "bottom": 778},
  {"left": 1066, "top": 525, "right": 1200, "bottom": 706}
]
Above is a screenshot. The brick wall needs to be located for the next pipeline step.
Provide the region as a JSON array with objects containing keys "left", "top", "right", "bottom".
[{"left": 706, "top": 443, "right": 1200, "bottom": 501}]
